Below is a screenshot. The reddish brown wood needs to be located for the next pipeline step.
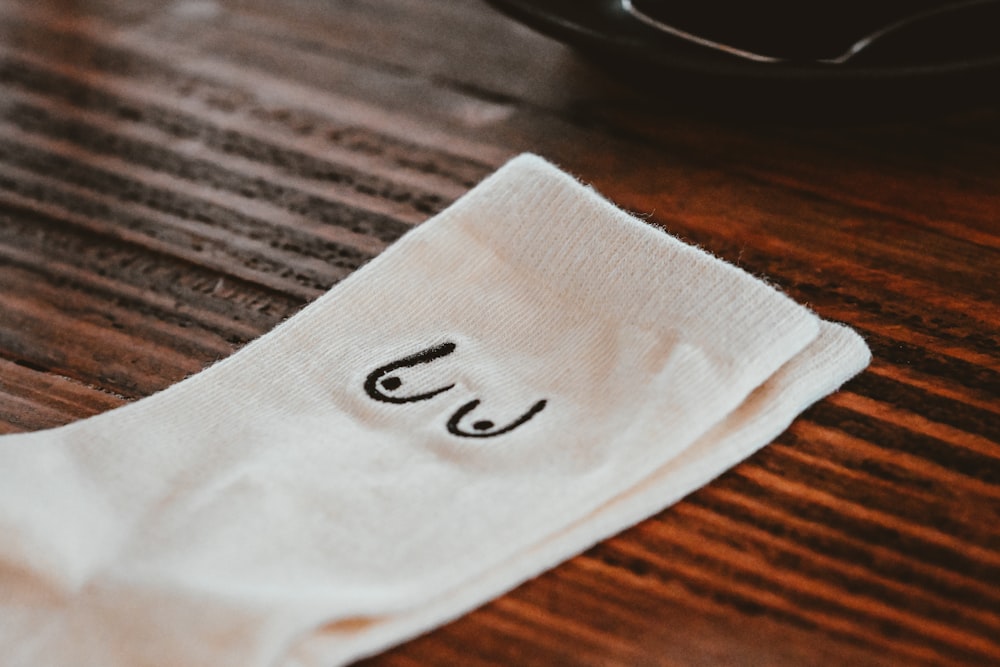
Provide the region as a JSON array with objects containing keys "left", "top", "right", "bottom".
[{"left": 1, "top": 1, "right": 997, "bottom": 665}]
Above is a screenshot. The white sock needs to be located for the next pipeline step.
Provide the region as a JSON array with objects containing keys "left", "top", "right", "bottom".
[
  {"left": 283, "top": 320, "right": 870, "bottom": 666},
  {"left": 0, "top": 154, "right": 866, "bottom": 667}
]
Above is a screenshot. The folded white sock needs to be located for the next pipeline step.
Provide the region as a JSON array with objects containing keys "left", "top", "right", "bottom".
[
  {"left": 0, "top": 154, "right": 866, "bottom": 667},
  {"left": 285, "top": 320, "right": 870, "bottom": 666}
]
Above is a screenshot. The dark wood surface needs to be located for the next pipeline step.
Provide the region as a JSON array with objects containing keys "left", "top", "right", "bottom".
[{"left": 1, "top": 1, "right": 998, "bottom": 665}]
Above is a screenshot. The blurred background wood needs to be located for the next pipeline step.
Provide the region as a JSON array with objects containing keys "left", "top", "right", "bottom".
[{"left": 1, "top": 1, "right": 997, "bottom": 664}]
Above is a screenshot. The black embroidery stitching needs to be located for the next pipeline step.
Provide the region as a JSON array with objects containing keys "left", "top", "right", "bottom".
[
  {"left": 364, "top": 341, "right": 457, "bottom": 403},
  {"left": 446, "top": 398, "right": 548, "bottom": 439},
  {"left": 364, "top": 341, "right": 548, "bottom": 438}
]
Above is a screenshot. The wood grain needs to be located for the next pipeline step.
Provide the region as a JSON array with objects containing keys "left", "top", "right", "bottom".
[{"left": 1, "top": 1, "right": 997, "bottom": 664}]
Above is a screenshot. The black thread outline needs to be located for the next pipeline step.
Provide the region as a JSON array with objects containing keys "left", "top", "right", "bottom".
[
  {"left": 364, "top": 342, "right": 457, "bottom": 403},
  {"left": 446, "top": 398, "right": 548, "bottom": 438}
]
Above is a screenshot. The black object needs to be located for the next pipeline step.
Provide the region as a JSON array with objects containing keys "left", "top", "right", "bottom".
[{"left": 484, "top": 0, "right": 1000, "bottom": 114}]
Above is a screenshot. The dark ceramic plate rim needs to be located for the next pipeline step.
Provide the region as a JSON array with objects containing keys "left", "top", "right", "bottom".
[{"left": 484, "top": 0, "right": 1000, "bottom": 82}]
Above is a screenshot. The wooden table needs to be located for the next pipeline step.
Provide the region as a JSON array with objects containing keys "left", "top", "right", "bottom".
[{"left": 1, "top": 1, "right": 997, "bottom": 664}]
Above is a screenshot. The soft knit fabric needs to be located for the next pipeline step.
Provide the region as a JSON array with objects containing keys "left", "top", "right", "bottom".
[
  {"left": 285, "top": 320, "right": 870, "bottom": 666},
  {"left": 0, "top": 154, "right": 868, "bottom": 667}
]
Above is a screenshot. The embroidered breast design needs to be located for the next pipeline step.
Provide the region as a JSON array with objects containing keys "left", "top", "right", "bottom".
[{"left": 363, "top": 341, "right": 547, "bottom": 438}]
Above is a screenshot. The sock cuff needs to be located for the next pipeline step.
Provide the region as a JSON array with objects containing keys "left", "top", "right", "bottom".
[{"left": 417, "top": 153, "right": 819, "bottom": 370}]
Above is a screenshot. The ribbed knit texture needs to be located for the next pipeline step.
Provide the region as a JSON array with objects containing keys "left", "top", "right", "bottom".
[{"left": 0, "top": 154, "right": 869, "bottom": 667}]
